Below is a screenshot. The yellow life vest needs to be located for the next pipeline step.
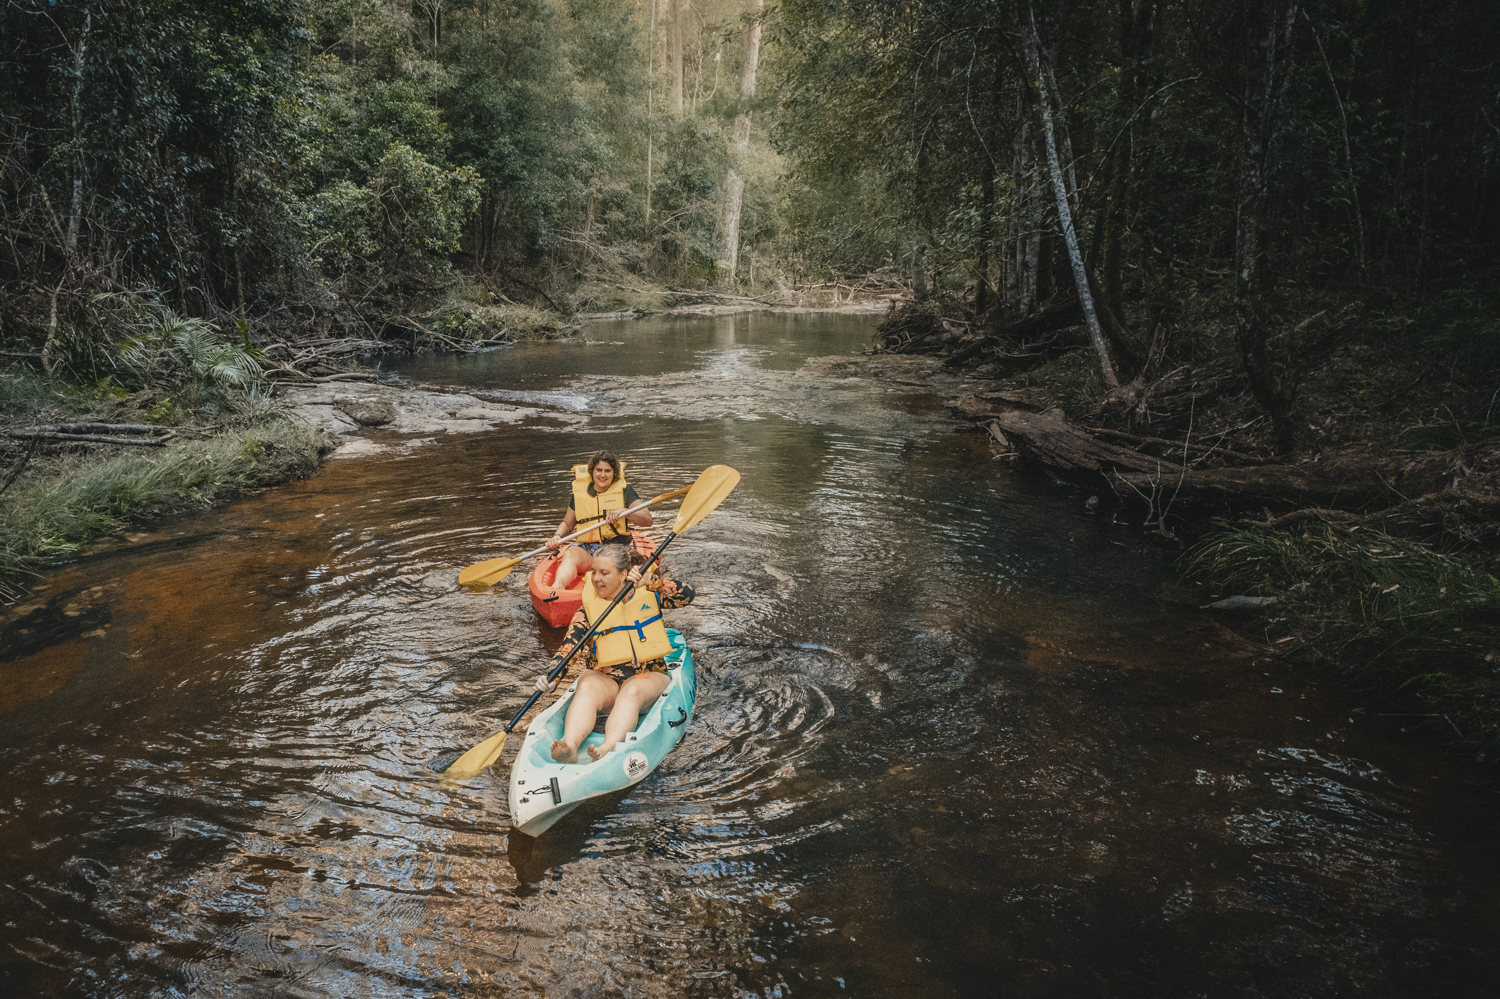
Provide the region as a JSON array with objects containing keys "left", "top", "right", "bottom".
[
  {"left": 581, "top": 574, "right": 675, "bottom": 668},
  {"left": 571, "top": 461, "right": 631, "bottom": 543}
]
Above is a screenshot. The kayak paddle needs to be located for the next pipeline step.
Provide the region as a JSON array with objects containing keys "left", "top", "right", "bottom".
[
  {"left": 457, "top": 484, "right": 692, "bottom": 587},
  {"left": 438, "top": 464, "right": 740, "bottom": 778}
]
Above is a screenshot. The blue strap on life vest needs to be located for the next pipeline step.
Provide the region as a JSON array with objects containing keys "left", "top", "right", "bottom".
[{"left": 596, "top": 610, "right": 663, "bottom": 642}]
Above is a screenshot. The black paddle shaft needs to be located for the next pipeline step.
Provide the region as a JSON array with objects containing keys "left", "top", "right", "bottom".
[{"left": 499, "top": 531, "right": 679, "bottom": 735}]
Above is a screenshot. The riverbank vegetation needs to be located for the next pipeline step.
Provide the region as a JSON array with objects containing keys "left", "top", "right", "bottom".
[
  {"left": 0, "top": 304, "right": 331, "bottom": 599},
  {"left": 775, "top": 0, "right": 1500, "bottom": 755},
  {"left": 3, "top": 1, "right": 1499, "bottom": 752}
]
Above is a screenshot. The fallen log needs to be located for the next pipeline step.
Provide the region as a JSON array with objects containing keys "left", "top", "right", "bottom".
[
  {"left": 8, "top": 430, "right": 172, "bottom": 447},
  {"left": 1110, "top": 442, "right": 1500, "bottom": 512},
  {"left": 943, "top": 336, "right": 996, "bottom": 367},
  {"left": 264, "top": 369, "right": 379, "bottom": 383},
  {"left": 990, "top": 407, "right": 1181, "bottom": 476},
  {"left": 1086, "top": 426, "right": 1265, "bottom": 466},
  {"left": 14, "top": 422, "right": 166, "bottom": 435},
  {"left": 950, "top": 388, "right": 1053, "bottom": 419},
  {"left": 1110, "top": 460, "right": 1389, "bottom": 509}
]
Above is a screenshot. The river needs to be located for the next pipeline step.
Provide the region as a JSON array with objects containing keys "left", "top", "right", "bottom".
[{"left": 3, "top": 312, "right": 1498, "bottom": 997}]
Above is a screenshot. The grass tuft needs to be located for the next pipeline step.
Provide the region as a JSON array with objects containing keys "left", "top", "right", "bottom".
[
  {"left": 1019, "top": 349, "right": 1106, "bottom": 420},
  {"left": 1185, "top": 522, "right": 1500, "bottom": 759},
  {"left": 0, "top": 417, "right": 330, "bottom": 599}
]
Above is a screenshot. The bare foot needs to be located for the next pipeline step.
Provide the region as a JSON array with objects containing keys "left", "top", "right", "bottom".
[
  {"left": 586, "top": 741, "right": 615, "bottom": 762},
  {"left": 550, "top": 739, "right": 577, "bottom": 763}
]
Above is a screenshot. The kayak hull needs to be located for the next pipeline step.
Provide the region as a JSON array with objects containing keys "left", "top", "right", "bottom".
[
  {"left": 508, "top": 629, "right": 696, "bottom": 837},
  {"left": 527, "top": 531, "right": 657, "bottom": 628}
]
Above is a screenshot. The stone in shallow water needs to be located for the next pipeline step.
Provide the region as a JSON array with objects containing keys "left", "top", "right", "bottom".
[
  {"left": 1201, "top": 594, "right": 1277, "bottom": 610},
  {"left": 334, "top": 395, "right": 396, "bottom": 427}
]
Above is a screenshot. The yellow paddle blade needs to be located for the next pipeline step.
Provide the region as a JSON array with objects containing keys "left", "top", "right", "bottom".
[
  {"left": 672, "top": 465, "right": 741, "bottom": 534},
  {"left": 457, "top": 555, "right": 523, "bottom": 587},
  {"left": 443, "top": 728, "right": 509, "bottom": 779}
]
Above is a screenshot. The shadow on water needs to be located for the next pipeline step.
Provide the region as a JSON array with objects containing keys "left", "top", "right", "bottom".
[{"left": 2, "top": 311, "right": 1499, "bottom": 997}]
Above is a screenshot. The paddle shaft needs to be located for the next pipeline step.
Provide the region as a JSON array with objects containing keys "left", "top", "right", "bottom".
[
  {"left": 537, "top": 486, "right": 688, "bottom": 554},
  {"left": 564, "top": 480, "right": 693, "bottom": 534},
  {"left": 498, "top": 530, "right": 681, "bottom": 736}
]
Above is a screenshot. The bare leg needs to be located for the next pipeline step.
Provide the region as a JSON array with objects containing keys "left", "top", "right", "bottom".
[
  {"left": 552, "top": 545, "right": 591, "bottom": 591},
  {"left": 551, "top": 671, "right": 618, "bottom": 762},
  {"left": 588, "top": 672, "right": 669, "bottom": 761}
]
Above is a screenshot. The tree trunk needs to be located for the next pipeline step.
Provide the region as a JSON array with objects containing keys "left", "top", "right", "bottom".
[
  {"left": 718, "top": 0, "right": 762, "bottom": 285},
  {"left": 645, "top": 0, "right": 657, "bottom": 225},
  {"left": 1234, "top": 0, "right": 1299, "bottom": 452},
  {"left": 975, "top": 58, "right": 1003, "bottom": 317},
  {"left": 66, "top": 10, "right": 91, "bottom": 258},
  {"left": 671, "top": 0, "right": 684, "bottom": 113},
  {"left": 1006, "top": 121, "right": 1042, "bottom": 320},
  {"left": 975, "top": 164, "right": 995, "bottom": 315},
  {"left": 1099, "top": 1, "right": 1156, "bottom": 324},
  {"left": 1304, "top": 11, "right": 1365, "bottom": 275},
  {"left": 1022, "top": 12, "right": 1118, "bottom": 389}
]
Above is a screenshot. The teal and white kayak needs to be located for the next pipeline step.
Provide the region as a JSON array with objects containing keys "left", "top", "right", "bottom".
[{"left": 508, "top": 629, "right": 697, "bottom": 837}]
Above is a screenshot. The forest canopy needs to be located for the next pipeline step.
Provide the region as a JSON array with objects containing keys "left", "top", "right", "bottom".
[{"left": 1, "top": 0, "right": 1498, "bottom": 433}]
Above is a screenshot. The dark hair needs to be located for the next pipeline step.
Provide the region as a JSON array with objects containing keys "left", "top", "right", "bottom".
[
  {"left": 587, "top": 450, "right": 621, "bottom": 484},
  {"left": 591, "top": 544, "right": 633, "bottom": 572}
]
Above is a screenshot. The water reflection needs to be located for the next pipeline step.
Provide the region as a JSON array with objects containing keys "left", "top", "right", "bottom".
[{"left": 1, "top": 312, "right": 1498, "bottom": 997}]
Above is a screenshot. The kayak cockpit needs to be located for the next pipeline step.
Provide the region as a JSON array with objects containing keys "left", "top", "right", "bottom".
[{"left": 509, "top": 631, "right": 695, "bottom": 837}]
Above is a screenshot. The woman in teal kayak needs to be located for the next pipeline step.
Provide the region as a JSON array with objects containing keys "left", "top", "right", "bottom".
[
  {"left": 534, "top": 544, "right": 695, "bottom": 763},
  {"left": 543, "top": 450, "right": 653, "bottom": 592}
]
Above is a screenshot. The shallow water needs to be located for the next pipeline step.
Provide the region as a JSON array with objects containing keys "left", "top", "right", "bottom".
[{"left": 3, "top": 312, "right": 1499, "bottom": 998}]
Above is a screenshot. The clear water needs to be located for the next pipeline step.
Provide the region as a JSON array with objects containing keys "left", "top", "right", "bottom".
[{"left": 3, "top": 312, "right": 1498, "bottom": 997}]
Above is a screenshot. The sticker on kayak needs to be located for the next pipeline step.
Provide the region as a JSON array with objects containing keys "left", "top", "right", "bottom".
[{"left": 624, "top": 751, "right": 650, "bottom": 781}]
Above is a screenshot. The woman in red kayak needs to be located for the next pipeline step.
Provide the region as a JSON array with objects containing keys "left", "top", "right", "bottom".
[
  {"left": 543, "top": 450, "right": 653, "bottom": 592},
  {"left": 535, "top": 544, "right": 695, "bottom": 763}
]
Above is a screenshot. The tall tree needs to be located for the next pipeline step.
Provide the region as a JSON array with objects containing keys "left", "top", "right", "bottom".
[
  {"left": 1021, "top": 10, "right": 1119, "bottom": 389},
  {"left": 717, "top": 0, "right": 762, "bottom": 284},
  {"left": 671, "top": 0, "right": 685, "bottom": 113},
  {"left": 1232, "top": 0, "right": 1299, "bottom": 451}
]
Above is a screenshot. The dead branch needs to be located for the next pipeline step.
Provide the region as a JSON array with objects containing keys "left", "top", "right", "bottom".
[
  {"left": 8, "top": 430, "right": 173, "bottom": 447},
  {"left": 1086, "top": 426, "right": 1265, "bottom": 465},
  {"left": 15, "top": 422, "right": 166, "bottom": 435}
]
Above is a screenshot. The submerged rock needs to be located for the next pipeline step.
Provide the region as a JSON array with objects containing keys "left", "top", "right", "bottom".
[
  {"left": 334, "top": 395, "right": 396, "bottom": 427},
  {"left": 1201, "top": 595, "right": 1278, "bottom": 610}
]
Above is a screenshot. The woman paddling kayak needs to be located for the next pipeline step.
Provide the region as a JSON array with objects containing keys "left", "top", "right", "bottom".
[
  {"left": 542, "top": 450, "right": 653, "bottom": 593},
  {"left": 533, "top": 544, "right": 695, "bottom": 763}
]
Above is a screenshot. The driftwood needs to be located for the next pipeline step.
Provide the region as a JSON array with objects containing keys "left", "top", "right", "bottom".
[
  {"left": 1109, "top": 461, "right": 1386, "bottom": 508},
  {"left": 1112, "top": 442, "right": 1500, "bottom": 512},
  {"left": 950, "top": 388, "right": 1053, "bottom": 419},
  {"left": 573, "top": 308, "right": 649, "bottom": 322},
  {"left": 1086, "top": 426, "right": 1264, "bottom": 465},
  {"left": 990, "top": 407, "right": 1181, "bottom": 476},
  {"left": 8, "top": 430, "right": 172, "bottom": 447},
  {"left": 14, "top": 422, "right": 166, "bottom": 435},
  {"left": 1097, "top": 356, "right": 1243, "bottom": 433},
  {"left": 264, "top": 370, "right": 379, "bottom": 383}
]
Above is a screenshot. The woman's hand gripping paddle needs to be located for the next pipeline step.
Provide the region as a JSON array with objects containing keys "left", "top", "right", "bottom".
[
  {"left": 457, "top": 485, "right": 693, "bottom": 587},
  {"left": 437, "top": 465, "right": 740, "bottom": 778}
]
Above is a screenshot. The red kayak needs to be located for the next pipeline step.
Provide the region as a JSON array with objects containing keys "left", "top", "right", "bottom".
[{"left": 527, "top": 531, "right": 658, "bottom": 628}]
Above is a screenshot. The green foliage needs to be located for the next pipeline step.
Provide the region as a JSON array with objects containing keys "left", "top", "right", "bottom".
[
  {"left": 1019, "top": 350, "right": 1105, "bottom": 420},
  {"left": 1185, "top": 523, "right": 1500, "bottom": 756},
  {"left": 94, "top": 295, "right": 263, "bottom": 406},
  {"left": 367, "top": 144, "right": 483, "bottom": 259},
  {"left": 0, "top": 418, "right": 329, "bottom": 595},
  {"left": 0, "top": 371, "right": 47, "bottom": 412}
]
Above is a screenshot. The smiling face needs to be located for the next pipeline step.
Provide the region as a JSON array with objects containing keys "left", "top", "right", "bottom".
[
  {"left": 589, "top": 555, "right": 628, "bottom": 599},
  {"left": 591, "top": 461, "right": 616, "bottom": 492}
]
